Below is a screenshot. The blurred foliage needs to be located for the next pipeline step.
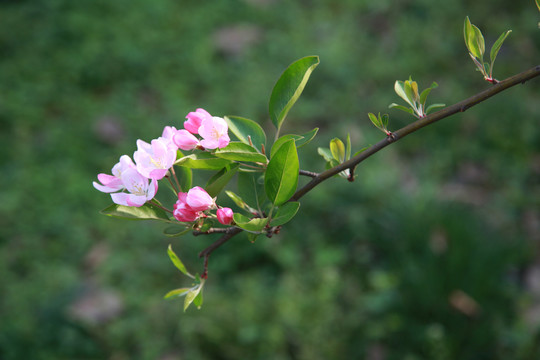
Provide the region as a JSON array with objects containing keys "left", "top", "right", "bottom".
[{"left": 1, "top": 0, "right": 539, "bottom": 359}]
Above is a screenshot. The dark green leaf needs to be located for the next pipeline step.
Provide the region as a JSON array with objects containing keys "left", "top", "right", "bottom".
[
  {"left": 214, "top": 142, "right": 268, "bottom": 163},
  {"left": 205, "top": 163, "right": 240, "bottom": 198},
  {"left": 100, "top": 203, "right": 169, "bottom": 221},
  {"left": 265, "top": 139, "right": 299, "bottom": 205},
  {"left": 269, "top": 56, "right": 320, "bottom": 132},
  {"left": 237, "top": 171, "right": 266, "bottom": 210},
  {"left": 173, "top": 164, "right": 192, "bottom": 193},
  {"left": 224, "top": 115, "right": 267, "bottom": 152},
  {"left": 271, "top": 202, "right": 300, "bottom": 226}
]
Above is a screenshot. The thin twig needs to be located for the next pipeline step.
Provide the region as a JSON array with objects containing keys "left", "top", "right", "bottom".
[
  {"left": 299, "top": 169, "right": 319, "bottom": 178},
  {"left": 193, "top": 228, "right": 231, "bottom": 236},
  {"left": 170, "top": 166, "right": 183, "bottom": 193},
  {"left": 150, "top": 200, "right": 174, "bottom": 214},
  {"left": 198, "top": 227, "right": 243, "bottom": 258}
]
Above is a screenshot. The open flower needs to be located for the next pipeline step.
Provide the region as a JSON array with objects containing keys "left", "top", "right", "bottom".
[
  {"left": 173, "top": 129, "right": 200, "bottom": 151},
  {"left": 161, "top": 126, "right": 178, "bottom": 148},
  {"left": 198, "top": 116, "right": 230, "bottom": 149},
  {"left": 184, "top": 108, "right": 212, "bottom": 134},
  {"left": 134, "top": 137, "right": 177, "bottom": 180},
  {"left": 93, "top": 155, "right": 136, "bottom": 193},
  {"left": 110, "top": 168, "right": 158, "bottom": 207},
  {"left": 217, "top": 207, "right": 234, "bottom": 225},
  {"left": 186, "top": 186, "right": 215, "bottom": 212}
]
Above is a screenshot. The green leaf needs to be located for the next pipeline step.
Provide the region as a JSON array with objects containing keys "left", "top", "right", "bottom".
[
  {"left": 270, "top": 134, "right": 304, "bottom": 158},
  {"left": 295, "top": 128, "right": 319, "bottom": 148},
  {"left": 224, "top": 116, "right": 267, "bottom": 152},
  {"left": 237, "top": 172, "right": 266, "bottom": 210},
  {"left": 269, "top": 56, "right": 320, "bottom": 132},
  {"left": 536, "top": 0, "right": 540, "bottom": 11},
  {"left": 193, "top": 287, "right": 204, "bottom": 309},
  {"left": 330, "top": 138, "right": 346, "bottom": 162},
  {"left": 419, "top": 82, "right": 438, "bottom": 106},
  {"left": 388, "top": 103, "right": 415, "bottom": 115},
  {"left": 489, "top": 30, "right": 511, "bottom": 64},
  {"left": 271, "top": 202, "right": 300, "bottom": 226},
  {"left": 205, "top": 163, "right": 240, "bottom": 198},
  {"left": 426, "top": 103, "right": 446, "bottom": 114},
  {"left": 353, "top": 147, "right": 368, "bottom": 157},
  {"left": 184, "top": 284, "right": 203, "bottom": 312},
  {"left": 163, "top": 225, "right": 191, "bottom": 237},
  {"left": 394, "top": 80, "right": 414, "bottom": 107},
  {"left": 246, "top": 232, "right": 260, "bottom": 243},
  {"left": 175, "top": 153, "right": 232, "bottom": 170},
  {"left": 214, "top": 142, "right": 268, "bottom": 163},
  {"left": 225, "top": 190, "right": 250, "bottom": 210},
  {"left": 265, "top": 139, "right": 299, "bottom": 206},
  {"left": 164, "top": 288, "right": 192, "bottom": 299},
  {"left": 318, "top": 147, "right": 334, "bottom": 162},
  {"left": 464, "top": 16, "right": 482, "bottom": 59},
  {"left": 368, "top": 112, "right": 381, "bottom": 128},
  {"left": 167, "top": 244, "right": 193, "bottom": 278},
  {"left": 100, "top": 203, "right": 170, "bottom": 221},
  {"left": 173, "top": 164, "right": 192, "bottom": 192},
  {"left": 346, "top": 133, "right": 351, "bottom": 160},
  {"left": 233, "top": 213, "right": 268, "bottom": 232},
  {"left": 472, "top": 23, "right": 485, "bottom": 58}
]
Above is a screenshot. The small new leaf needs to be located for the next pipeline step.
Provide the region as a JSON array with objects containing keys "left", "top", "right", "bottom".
[
  {"left": 167, "top": 244, "right": 194, "bottom": 279},
  {"left": 490, "top": 30, "right": 511, "bottom": 64}
]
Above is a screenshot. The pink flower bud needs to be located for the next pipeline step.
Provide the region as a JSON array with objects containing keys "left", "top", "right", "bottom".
[
  {"left": 198, "top": 116, "right": 230, "bottom": 149},
  {"left": 217, "top": 207, "right": 234, "bottom": 225},
  {"left": 186, "top": 186, "right": 214, "bottom": 212},
  {"left": 173, "top": 129, "right": 200, "bottom": 151},
  {"left": 184, "top": 108, "right": 212, "bottom": 134},
  {"left": 173, "top": 192, "right": 200, "bottom": 222}
]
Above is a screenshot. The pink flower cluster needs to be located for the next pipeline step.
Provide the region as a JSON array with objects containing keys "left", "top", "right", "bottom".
[
  {"left": 93, "top": 108, "right": 234, "bottom": 225},
  {"left": 173, "top": 108, "right": 230, "bottom": 151},
  {"left": 172, "top": 186, "right": 233, "bottom": 225}
]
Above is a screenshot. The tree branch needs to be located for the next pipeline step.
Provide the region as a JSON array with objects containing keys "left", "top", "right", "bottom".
[
  {"left": 196, "top": 65, "right": 540, "bottom": 260},
  {"left": 291, "top": 65, "right": 540, "bottom": 201}
]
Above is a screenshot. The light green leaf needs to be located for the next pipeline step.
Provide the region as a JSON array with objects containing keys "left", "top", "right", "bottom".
[
  {"left": 175, "top": 153, "right": 232, "bottom": 170},
  {"left": 247, "top": 233, "right": 260, "bottom": 243},
  {"left": 225, "top": 190, "right": 250, "bottom": 210},
  {"left": 164, "top": 288, "right": 192, "bottom": 299},
  {"left": 269, "top": 56, "right": 320, "bottom": 132},
  {"left": 536, "top": 0, "right": 540, "bottom": 11},
  {"left": 224, "top": 116, "right": 267, "bottom": 152},
  {"left": 368, "top": 112, "right": 381, "bottom": 128},
  {"left": 163, "top": 225, "right": 191, "bottom": 237},
  {"left": 318, "top": 147, "right": 334, "bottom": 162},
  {"left": 233, "top": 213, "right": 268, "bottom": 232},
  {"left": 214, "top": 142, "right": 268, "bottom": 163},
  {"left": 167, "top": 244, "right": 193, "bottom": 278},
  {"left": 193, "top": 287, "right": 204, "bottom": 309},
  {"left": 353, "top": 147, "right": 368, "bottom": 157},
  {"left": 184, "top": 284, "right": 203, "bottom": 312},
  {"left": 472, "top": 24, "right": 485, "bottom": 58},
  {"left": 100, "top": 203, "right": 170, "bottom": 221},
  {"left": 490, "top": 30, "right": 511, "bottom": 64},
  {"left": 419, "top": 82, "right": 438, "bottom": 106},
  {"left": 330, "top": 138, "right": 346, "bottom": 162},
  {"left": 265, "top": 139, "right": 299, "bottom": 206},
  {"left": 346, "top": 133, "right": 351, "bottom": 160},
  {"left": 394, "top": 81, "right": 414, "bottom": 107},
  {"left": 205, "top": 163, "right": 240, "bottom": 198},
  {"left": 271, "top": 202, "right": 300, "bottom": 226},
  {"left": 389, "top": 103, "right": 415, "bottom": 115},
  {"left": 426, "top": 103, "right": 446, "bottom": 114},
  {"left": 464, "top": 16, "right": 482, "bottom": 59}
]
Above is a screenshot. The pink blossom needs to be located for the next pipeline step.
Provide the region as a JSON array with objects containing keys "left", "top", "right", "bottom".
[
  {"left": 110, "top": 168, "right": 158, "bottom": 207},
  {"left": 173, "top": 192, "right": 200, "bottom": 222},
  {"left": 198, "top": 116, "right": 230, "bottom": 149},
  {"left": 217, "top": 207, "right": 234, "bottom": 225},
  {"left": 173, "top": 129, "right": 200, "bottom": 151},
  {"left": 134, "top": 137, "right": 177, "bottom": 180},
  {"left": 186, "top": 186, "right": 215, "bottom": 212},
  {"left": 93, "top": 155, "right": 135, "bottom": 193},
  {"left": 161, "top": 126, "right": 178, "bottom": 148},
  {"left": 184, "top": 108, "right": 212, "bottom": 134}
]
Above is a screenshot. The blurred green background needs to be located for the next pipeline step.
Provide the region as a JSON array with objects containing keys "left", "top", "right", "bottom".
[{"left": 1, "top": 0, "right": 539, "bottom": 359}]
